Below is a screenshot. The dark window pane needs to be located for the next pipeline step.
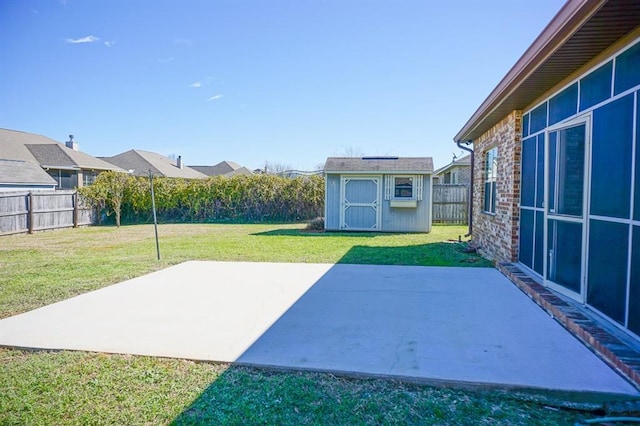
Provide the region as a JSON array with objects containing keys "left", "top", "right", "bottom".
[
  {"left": 636, "top": 94, "right": 640, "bottom": 222},
  {"left": 587, "top": 219, "right": 629, "bottom": 324},
  {"left": 630, "top": 226, "right": 640, "bottom": 335},
  {"left": 521, "top": 136, "right": 536, "bottom": 207},
  {"left": 547, "top": 220, "right": 582, "bottom": 293},
  {"left": 522, "top": 113, "right": 530, "bottom": 137},
  {"left": 519, "top": 209, "right": 534, "bottom": 268},
  {"left": 548, "top": 132, "right": 557, "bottom": 212},
  {"left": 534, "top": 211, "right": 544, "bottom": 275},
  {"left": 549, "top": 83, "right": 578, "bottom": 125},
  {"left": 536, "top": 134, "right": 545, "bottom": 208},
  {"left": 394, "top": 177, "right": 413, "bottom": 198},
  {"left": 550, "top": 124, "right": 585, "bottom": 217},
  {"left": 491, "top": 182, "right": 496, "bottom": 213},
  {"left": 591, "top": 95, "right": 633, "bottom": 218},
  {"left": 484, "top": 148, "right": 497, "bottom": 213},
  {"left": 580, "top": 61, "right": 612, "bottom": 111},
  {"left": 614, "top": 42, "right": 640, "bottom": 95},
  {"left": 530, "top": 103, "right": 548, "bottom": 134},
  {"left": 484, "top": 182, "right": 492, "bottom": 212}
]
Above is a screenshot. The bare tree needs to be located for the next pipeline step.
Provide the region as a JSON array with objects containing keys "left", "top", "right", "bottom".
[
  {"left": 341, "top": 146, "right": 364, "bottom": 157},
  {"left": 264, "top": 161, "right": 293, "bottom": 175}
]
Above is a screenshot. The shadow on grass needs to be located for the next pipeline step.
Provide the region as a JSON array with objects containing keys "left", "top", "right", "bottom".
[
  {"left": 171, "top": 258, "right": 589, "bottom": 424},
  {"left": 171, "top": 365, "right": 456, "bottom": 424},
  {"left": 336, "top": 242, "right": 492, "bottom": 267},
  {"left": 252, "top": 229, "right": 381, "bottom": 238},
  {"left": 171, "top": 245, "right": 494, "bottom": 424}
]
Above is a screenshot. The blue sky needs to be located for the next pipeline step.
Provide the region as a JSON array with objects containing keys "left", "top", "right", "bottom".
[{"left": 0, "top": 0, "right": 564, "bottom": 171}]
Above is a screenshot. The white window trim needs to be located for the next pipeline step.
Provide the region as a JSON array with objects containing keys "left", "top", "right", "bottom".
[{"left": 385, "top": 175, "right": 423, "bottom": 201}]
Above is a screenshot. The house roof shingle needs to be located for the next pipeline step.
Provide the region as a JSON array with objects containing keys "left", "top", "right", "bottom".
[
  {"left": 190, "top": 161, "right": 251, "bottom": 177},
  {"left": 324, "top": 157, "right": 434, "bottom": 174},
  {"left": 100, "top": 150, "right": 207, "bottom": 178},
  {"left": 0, "top": 159, "right": 57, "bottom": 186},
  {"left": 0, "top": 128, "right": 124, "bottom": 171}
]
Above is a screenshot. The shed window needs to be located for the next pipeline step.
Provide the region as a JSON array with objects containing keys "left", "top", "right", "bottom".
[
  {"left": 394, "top": 177, "right": 413, "bottom": 198},
  {"left": 483, "top": 147, "right": 497, "bottom": 214}
]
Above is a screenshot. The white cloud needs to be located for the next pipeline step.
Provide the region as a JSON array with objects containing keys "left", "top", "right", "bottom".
[
  {"left": 207, "top": 94, "right": 223, "bottom": 101},
  {"left": 65, "top": 35, "right": 100, "bottom": 44},
  {"left": 104, "top": 40, "right": 116, "bottom": 47},
  {"left": 189, "top": 82, "right": 203, "bottom": 88},
  {"left": 158, "top": 57, "right": 175, "bottom": 64}
]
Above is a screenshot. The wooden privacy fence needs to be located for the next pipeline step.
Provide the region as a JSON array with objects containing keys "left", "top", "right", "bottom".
[
  {"left": 432, "top": 184, "right": 468, "bottom": 225},
  {"left": 0, "top": 190, "right": 96, "bottom": 236}
]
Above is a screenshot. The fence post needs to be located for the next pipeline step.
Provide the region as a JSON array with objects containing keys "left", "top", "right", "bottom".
[
  {"left": 73, "top": 191, "right": 79, "bottom": 228},
  {"left": 28, "top": 192, "right": 34, "bottom": 234}
]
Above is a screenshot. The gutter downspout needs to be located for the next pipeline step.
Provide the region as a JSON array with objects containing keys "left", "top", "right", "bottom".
[{"left": 457, "top": 140, "right": 473, "bottom": 238}]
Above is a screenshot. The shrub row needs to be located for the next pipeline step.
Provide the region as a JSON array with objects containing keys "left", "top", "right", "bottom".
[{"left": 79, "top": 172, "right": 324, "bottom": 226}]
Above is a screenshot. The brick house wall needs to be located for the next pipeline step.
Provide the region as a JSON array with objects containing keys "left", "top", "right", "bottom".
[{"left": 471, "top": 110, "right": 522, "bottom": 262}]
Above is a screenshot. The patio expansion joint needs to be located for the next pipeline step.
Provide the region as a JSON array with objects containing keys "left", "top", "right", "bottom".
[{"left": 497, "top": 262, "right": 640, "bottom": 391}]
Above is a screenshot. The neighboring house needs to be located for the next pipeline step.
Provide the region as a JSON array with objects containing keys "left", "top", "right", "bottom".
[
  {"left": 100, "top": 150, "right": 207, "bottom": 178},
  {"left": 323, "top": 157, "right": 433, "bottom": 232},
  {"left": 277, "top": 169, "right": 323, "bottom": 178},
  {"left": 0, "top": 128, "right": 124, "bottom": 189},
  {"left": 0, "top": 159, "right": 57, "bottom": 191},
  {"left": 190, "top": 161, "right": 254, "bottom": 177},
  {"left": 433, "top": 154, "right": 471, "bottom": 185},
  {"left": 454, "top": 0, "right": 640, "bottom": 338}
]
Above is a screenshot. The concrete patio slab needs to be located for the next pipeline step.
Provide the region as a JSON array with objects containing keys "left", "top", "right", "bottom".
[{"left": 0, "top": 261, "right": 637, "bottom": 399}]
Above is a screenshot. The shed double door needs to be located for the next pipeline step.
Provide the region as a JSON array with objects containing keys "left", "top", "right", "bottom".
[{"left": 340, "top": 176, "right": 382, "bottom": 231}]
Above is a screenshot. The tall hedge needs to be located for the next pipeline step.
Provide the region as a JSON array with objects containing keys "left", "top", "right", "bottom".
[{"left": 79, "top": 172, "right": 324, "bottom": 225}]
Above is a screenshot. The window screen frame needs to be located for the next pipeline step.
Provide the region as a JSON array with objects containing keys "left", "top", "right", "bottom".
[{"left": 483, "top": 147, "right": 498, "bottom": 214}]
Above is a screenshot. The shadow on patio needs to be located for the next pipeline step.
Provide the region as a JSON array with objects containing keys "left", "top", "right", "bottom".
[{"left": 171, "top": 248, "right": 638, "bottom": 423}]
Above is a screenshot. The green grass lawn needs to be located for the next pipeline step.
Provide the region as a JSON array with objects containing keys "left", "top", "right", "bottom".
[{"left": 0, "top": 224, "right": 589, "bottom": 425}]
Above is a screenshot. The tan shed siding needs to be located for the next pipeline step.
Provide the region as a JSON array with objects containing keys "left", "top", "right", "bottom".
[
  {"left": 380, "top": 175, "right": 432, "bottom": 233},
  {"left": 324, "top": 174, "right": 341, "bottom": 230},
  {"left": 472, "top": 111, "right": 522, "bottom": 262}
]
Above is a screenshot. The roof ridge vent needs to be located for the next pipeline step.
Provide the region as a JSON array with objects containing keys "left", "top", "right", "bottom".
[{"left": 361, "top": 156, "right": 399, "bottom": 160}]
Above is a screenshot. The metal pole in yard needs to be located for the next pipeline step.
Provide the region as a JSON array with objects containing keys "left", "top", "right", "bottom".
[{"left": 149, "top": 170, "right": 160, "bottom": 260}]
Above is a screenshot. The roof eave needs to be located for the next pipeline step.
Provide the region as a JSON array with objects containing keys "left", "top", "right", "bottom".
[{"left": 454, "top": 0, "right": 607, "bottom": 143}]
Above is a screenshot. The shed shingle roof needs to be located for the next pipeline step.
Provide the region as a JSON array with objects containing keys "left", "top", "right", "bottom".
[{"left": 323, "top": 157, "right": 433, "bottom": 174}]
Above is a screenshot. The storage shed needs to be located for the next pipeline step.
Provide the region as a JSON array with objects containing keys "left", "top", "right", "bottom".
[{"left": 323, "top": 157, "right": 434, "bottom": 232}]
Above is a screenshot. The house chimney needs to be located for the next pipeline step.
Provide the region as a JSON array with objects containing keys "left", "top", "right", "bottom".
[
  {"left": 177, "top": 155, "right": 183, "bottom": 169},
  {"left": 65, "top": 134, "right": 78, "bottom": 151}
]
